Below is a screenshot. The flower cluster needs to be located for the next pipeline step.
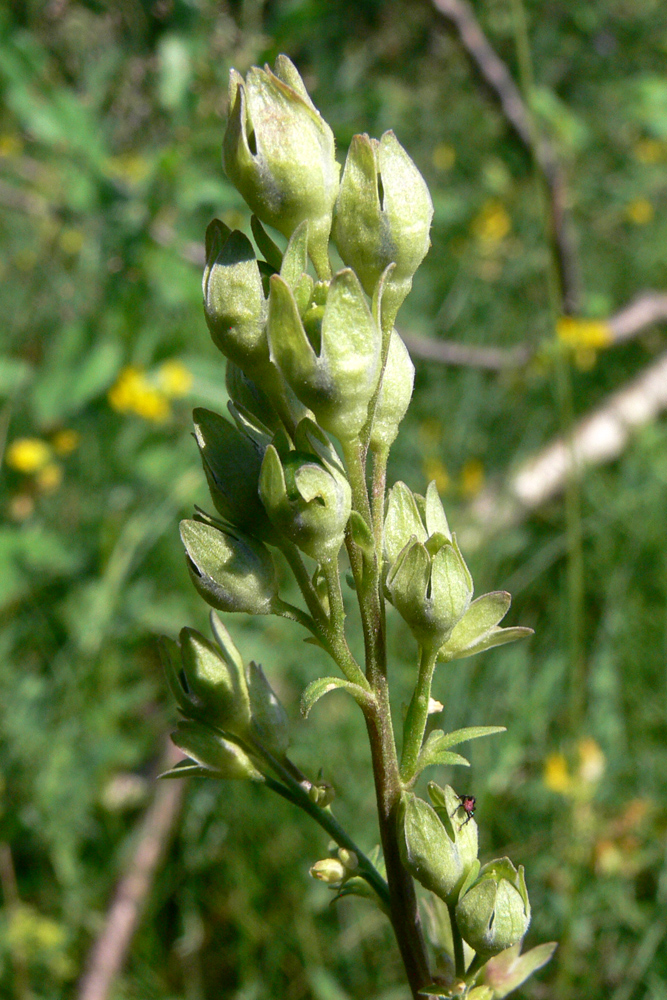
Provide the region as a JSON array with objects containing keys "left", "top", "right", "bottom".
[{"left": 159, "top": 54, "right": 548, "bottom": 1000}]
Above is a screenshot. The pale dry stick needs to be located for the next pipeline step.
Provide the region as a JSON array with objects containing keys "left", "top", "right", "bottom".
[
  {"left": 76, "top": 742, "right": 186, "bottom": 1000},
  {"left": 465, "top": 348, "right": 667, "bottom": 542},
  {"left": 403, "top": 291, "right": 667, "bottom": 370},
  {"left": 431, "top": 0, "right": 580, "bottom": 313}
]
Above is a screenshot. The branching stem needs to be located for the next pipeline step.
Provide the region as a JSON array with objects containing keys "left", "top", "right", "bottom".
[{"left": 401, "top": 646, "right": 438, "bottom": 783}]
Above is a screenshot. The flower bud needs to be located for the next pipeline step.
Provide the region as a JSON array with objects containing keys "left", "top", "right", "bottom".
[
  {"left": 455, "top": 858, "right": 531, "bottom": 958},
  {"left": 180, "top": 519, "right": 278, "bottom": 615},
  {"left": 246, "top": 660, "right": 290, "bottom": 758},
  {"left": 203, "top": 221, "right": 268, "bottom": 369},
  {"left": 369, "top": 329, "right": 415, "bottom": 451},
  {"left": 259, "top": 438, "right": 351, "bottom": 560},
  {"left": 193, "top": 407, "right": 272, "bottom": 541},
  {"left": 384, "top": 482, "right": 472, "bottom": 651},
  {"left": 171, "top": 720, "right": 264, "bottom": 781},
  {"left": 309, "top": 857, "right": 347, "bottom": 886},
  {"left": 333, "top": 131, "right": 433, "bottom": 328},
  {"left": 399, "top": 787, "right": 478, "bottom": 905},
  {"left": 177, "top": 626, "right": 251, "bottom": 735},
  {"left": 267, "top": 268, "right": 381, "bottom": 443},
  {"left": 223, "top": 57, "right": 339, "bottom": 277},
  {"left": 387, "top": 534, "right": 472, "bottom": 652}
]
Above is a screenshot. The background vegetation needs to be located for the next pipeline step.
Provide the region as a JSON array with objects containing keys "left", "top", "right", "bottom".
[{"left": 2, "top": 1, "right": 667, "bottom": 997}]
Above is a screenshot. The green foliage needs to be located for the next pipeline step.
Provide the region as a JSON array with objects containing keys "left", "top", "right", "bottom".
[{"left": 1, "top": 1, "right": 667, "bottom": 998}]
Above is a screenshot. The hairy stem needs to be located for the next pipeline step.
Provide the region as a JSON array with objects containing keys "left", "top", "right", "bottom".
[
  {"left": 365, "top": 691, "right": 433, "bottom": 997},
  {"left": 342, "top": 434, "right": 433, "bottom": 997},
  {"left": 400, "top": 646, "right": 438, "bottom": 783}
]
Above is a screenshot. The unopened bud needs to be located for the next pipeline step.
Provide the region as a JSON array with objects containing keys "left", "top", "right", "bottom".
[
  {"left": 333, "top": 131, "right": 433, "bottom": 328},
  {"left": 309, "top": 857, "right": 347, "bottom": 886},
  {"left": 180, "top": 519, "right": 278, "bottom": 615},
  {"left": 455, "top": 858, "right": 531, "bottom": 958},
  {"left": 223, "top": 57, "right": 339, "bottom": 277}
]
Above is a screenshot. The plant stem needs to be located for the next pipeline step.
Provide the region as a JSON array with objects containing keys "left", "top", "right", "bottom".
[
  {"left": 448, "top": 902, "right": 467, "bottom": 980},
  {"left": 371, "top": 444, "right": 389, "bottom": 558},
  {"left": 342, "top": 434, "right": 433, "bottom": 997},
  {"left": 281, "top": 545, "right": 369, "bottom": 689},
  {"left": 400, "top": 646, "right": 438, "bottom": 783},
  {"left": 259, "top": 768, "right": 391, "bottom": 908},
  {"left": 365, "top": 691, "right": 433, "bottom": 997}
]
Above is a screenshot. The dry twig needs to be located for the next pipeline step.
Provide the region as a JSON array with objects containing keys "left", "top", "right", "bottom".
[
  {"left": 466, "top": 348, "right": 667, "bottom": 538},
  {"left": 76, "top": 742, "right": 186, "bottom": 1000}
]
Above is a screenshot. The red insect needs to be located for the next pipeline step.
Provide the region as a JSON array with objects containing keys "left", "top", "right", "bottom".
[{"left": 452, "top": 794, "right": 476, "bottom": 828}]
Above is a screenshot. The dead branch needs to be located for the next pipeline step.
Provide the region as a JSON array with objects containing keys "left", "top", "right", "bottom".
[
  {"left": 76, "top": 742, "right": 186, "bottom": 1000},
  {"left": 431, "top": 0, "right": 580, "bottom": 313},
  {"left": 403, "top": 290, "right": 667, "bottom": 369},
  {"left": 609, "top": 291, "right": 667, "bottom": 344},
  {"left": 466, "top": 349, "right": 667, "bottom": 538}
]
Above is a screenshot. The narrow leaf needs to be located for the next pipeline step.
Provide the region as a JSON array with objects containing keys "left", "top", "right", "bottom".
[
  {"left": 426, "top": 726, "right": 507, "bottom": 752},
  {"left": 486, "top": 941, "right": 558, "bottom": 999},
  {"left": 300, "top": 676, "right": 372, "bottom": 718}
]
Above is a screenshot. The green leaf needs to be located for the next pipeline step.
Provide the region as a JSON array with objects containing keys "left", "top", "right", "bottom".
[
  {"left": 426, "top": 726, "right": 507, "bottom": 751},
  {"left": 485, "top": 941, "right": 557, "bottom": 998},
  {"left": 442, "top": 626, "right": 534, "bottom": 662},
  {"left": 300, "top": 676, "right": 372, "bottom": 718},
  {"left": 415, "top": 727, "right": 505, "bottom": 777},
  {"left": 158, "top": 759, "right": 215, "bottom": 779}
]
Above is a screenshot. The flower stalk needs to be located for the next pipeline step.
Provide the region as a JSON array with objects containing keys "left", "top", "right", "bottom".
[{"left": 158, "top": 52, "right": 551, "bottom": 1000}]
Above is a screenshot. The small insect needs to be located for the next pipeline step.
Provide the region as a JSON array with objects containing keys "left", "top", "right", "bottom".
[{"left": 451, "top": 794, "right": 476, "bottom": 828}]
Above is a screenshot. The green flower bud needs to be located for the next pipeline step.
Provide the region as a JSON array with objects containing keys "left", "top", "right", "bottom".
[
  {"left": 332, "top": 131, "right": 433, "bottom": 328},
  {"left": 455, "top": 858, "right": 531, "bottom": 958},
  {"left": 223, "top": 56, "right": 339, "bottom": 277},
  {"left": 369, "top": 329, "right": 415, "bottom": 451},
  {"left": 399, "top": 786, "right": 478, "bottom": 905},
  {"left": 176, "top": 626, "right": 251, "bottom": 734},
  {"left": 171, "top": 720, "right": 264, "bottom": 781},
  {"left": 203, "top": 221, "right": 268, "bottom": 369},
  {"left": 193, "top": 407, "right": 272, "bottom": 541},
  {"left": 180, "top": 519, "right": 278, "bottom": 615},
  {"left": 267, "top": 268, "right": 381, "bottom": 443},
  {"left": 246, "top": 660, "right": 290, "bottom": 758},
  {"left": 384, "top": 482, "right": 472, "bottom": 651},
  {"left": 259, "top": 434, "right": 351, "bottom": 561},
  {"left": 309, "top": 857, "right": 347, "bottom": 886}
]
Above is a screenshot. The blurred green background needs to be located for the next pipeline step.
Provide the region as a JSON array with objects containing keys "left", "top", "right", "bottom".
[{"left": 2, "top": 1, "right": 667, "bottom": 997}]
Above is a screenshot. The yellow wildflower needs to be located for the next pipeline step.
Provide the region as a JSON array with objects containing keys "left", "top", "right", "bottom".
[
  {"left": 432, "top": 143, "right": 456, "bottom": 171},
  {"left": 577, "top": 737, "right": 605, "bottom": 784},
  {"left": 626, "top": 198, "right": 654, "bottom": 225},
  {"left": 158, "top": 359, "right": 193, "bottom": 397},
  {"left": 52, "top": 429, "right": 81, "bottom": 456},
  {"left": 108, "top": 367, "right": 170, "bottom": 423},
  {"left": 543, "top": 753, "right": 572, "bottom": 795},
  {"left": 634, "top": 139, "right": 663, "bottom": 164},
  {"left": 460, "top": 459, "right": 484, "bottom": 498},
  {"left": 6, "top": 438, "right": 52, "bottom": 474},
  {"left": 556, "top": 317, "right": 612, "bottom": 350},
  {"left": 422, "top": 456, "right": 450, "bottom": 494},
  {"left": 36, "top": 463, "right": 63, "bottom": 493},
  {"left": 471, "top": 200, "right": 511, "bottom": 246}
]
